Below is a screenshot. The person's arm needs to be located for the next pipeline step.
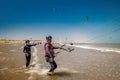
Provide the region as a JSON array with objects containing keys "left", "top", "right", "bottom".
[
  {"left": 23, "top": 46, "right": 26, "bottom": 53},
  {"left": 53, "top": 44, "right": 65, "bottom": 49},
  {"left": 29, "top": 44, "right": 37, "bottom": 47},
  {"left": 53, "top": 46, "right": 59, "bottom": 49},
  {"left": 23, "top": 46, "right": 29, "bottom": 56},
  {"left": 29, "top": 42, "right": 41, "bottom": 47},
  {"left": 53, "top": 46, "right": 64, "bottom": 49}
]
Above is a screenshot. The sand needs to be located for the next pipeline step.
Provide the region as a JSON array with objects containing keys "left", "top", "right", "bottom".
[{"left": 0, "top": 43, "right": 120, "bottom": 80}]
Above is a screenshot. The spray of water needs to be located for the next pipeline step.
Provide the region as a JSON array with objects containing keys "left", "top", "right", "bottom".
[{"left": 25, "top": 46, "right": 78, "bottom": 80}]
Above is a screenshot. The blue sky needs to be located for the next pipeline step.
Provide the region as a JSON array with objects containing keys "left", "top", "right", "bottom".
[{"left": 0, "top": 0, "right": 120, "bottom": 43}]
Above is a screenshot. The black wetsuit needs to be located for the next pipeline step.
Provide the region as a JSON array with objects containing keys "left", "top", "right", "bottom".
[{"left": 23, "top": 44, "right": 37, "bottom": 67}]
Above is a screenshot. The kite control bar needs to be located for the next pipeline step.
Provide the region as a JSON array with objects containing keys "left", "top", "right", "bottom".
[
  {"left": 55, "top": 43, "right": 75, "bottom": 56},
  {"left": 62, "top": 48, "right": 74, "bottom": 52},
  {"left": 59, "top": 43, "right": 75, "bottom": 52}
]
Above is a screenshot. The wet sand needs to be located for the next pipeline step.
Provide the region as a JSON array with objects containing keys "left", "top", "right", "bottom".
[{"left": 0, "top": 43, "right": 120, "bottom": 80}]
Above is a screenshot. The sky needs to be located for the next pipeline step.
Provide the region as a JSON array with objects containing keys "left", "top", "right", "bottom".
[{"left": 0, "top": 0, "right": 120, "bottom": 43}]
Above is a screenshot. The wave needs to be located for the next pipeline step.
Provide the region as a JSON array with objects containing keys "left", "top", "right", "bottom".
[{"left": 70, "top": 44, "right": 120, "bottom": 54}]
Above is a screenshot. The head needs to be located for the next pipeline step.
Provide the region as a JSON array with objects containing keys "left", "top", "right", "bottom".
[
  {"left": 25, "top": 40, "right": 30, "bottom": 45},
  {"left": 46, "top": 35, "right": 52, "bottom": 43}
]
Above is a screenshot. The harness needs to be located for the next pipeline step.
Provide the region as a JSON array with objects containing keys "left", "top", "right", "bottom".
[{"left": 44, "top": 42, "right": 54, "bottom": 57}]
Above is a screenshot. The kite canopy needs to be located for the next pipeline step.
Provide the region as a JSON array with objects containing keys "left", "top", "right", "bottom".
[
  {"left": 84, "top": 16, "right": 89, "bottom": 21},
  {"left": 52, "top": 7, "right": 57, "bottom": 13}
]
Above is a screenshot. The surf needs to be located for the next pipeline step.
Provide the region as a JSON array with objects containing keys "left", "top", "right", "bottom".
[{"left": 68, "top": 44, "right": 120, "bottom": 54}]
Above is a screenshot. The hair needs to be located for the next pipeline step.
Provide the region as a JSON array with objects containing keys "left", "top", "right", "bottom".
[{"left": 25, "top": 40, "right": 30, "bottom": 43}]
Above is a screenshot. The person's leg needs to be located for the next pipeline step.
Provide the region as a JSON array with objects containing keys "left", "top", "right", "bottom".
[
  {"left": 52, "top": 61, "right": 57, "bottom": 71},
  {"left": 46, "top": 57, "right": 54, "bottom": 72},
  {"left": 25, "top": 55, "right": 29, "bottom": 67},
  {"left": 49, "top": 62, "right": 54, "bottom": 72},
  {"left": 27, "top": 53, "right": 31, "bottom": 67},
  {"left": 48, "top": 59, "right": 57, "bottom": 72},
  {"left": 48, "top": 61, "right": 57, "bottom": 73},
  {"left": 25, "top": 53, "right": 31, "bottom": 67}
]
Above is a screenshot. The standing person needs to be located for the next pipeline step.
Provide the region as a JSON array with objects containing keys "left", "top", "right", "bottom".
[
  {"left": 44, "top": 35, "right": 63, "bottom": 74},
  {"left": 23, "top": 40, "right": 40, "bottom": 68}
]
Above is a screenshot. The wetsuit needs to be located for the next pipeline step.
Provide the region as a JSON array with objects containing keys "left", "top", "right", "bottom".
[
  {"left": 23, "top": 44, "right": 37, "bottom": 67},
  {"left": 44, "top": 42, "right": 59, "bottom": 72}
]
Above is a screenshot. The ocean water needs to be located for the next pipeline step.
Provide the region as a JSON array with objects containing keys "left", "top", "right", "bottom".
[
  {"left": 69, "top": 43, "right": 120, "bottom": 54},
  {"left": 0, "top": 43, "right": 120, "bottom": 80}
]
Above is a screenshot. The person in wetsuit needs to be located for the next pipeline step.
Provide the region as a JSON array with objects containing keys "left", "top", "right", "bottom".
[
  {"left": 23, "top": 40, "right": 40, "bottom": 68},
  {"left": 44, "top": 36, "right": 63, "bottom": 74}
]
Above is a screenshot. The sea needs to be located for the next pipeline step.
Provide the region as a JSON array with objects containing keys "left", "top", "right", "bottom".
[{"left": 68, "top": 43, "right": 120, "bottom": 54}]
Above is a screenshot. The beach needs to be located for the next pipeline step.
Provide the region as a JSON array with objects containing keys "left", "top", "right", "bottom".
[{"left": 0, "top": 43, "right": 120, "bottom": 80}]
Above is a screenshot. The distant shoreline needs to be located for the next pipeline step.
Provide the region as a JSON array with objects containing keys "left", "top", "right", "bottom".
[
  {"left": 0, "top": 39, "right": 120, "bottom": 44},
  {"left": 0, "top": 40, "right": 42, "bottom": 44}
]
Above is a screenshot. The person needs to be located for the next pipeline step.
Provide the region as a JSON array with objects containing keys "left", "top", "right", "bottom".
[
  {"left": 44, "top": 35, "right": 63, "bottom": 74},
  {"left": 23, "top": 40, "right": 40, "bottom": 68}
]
